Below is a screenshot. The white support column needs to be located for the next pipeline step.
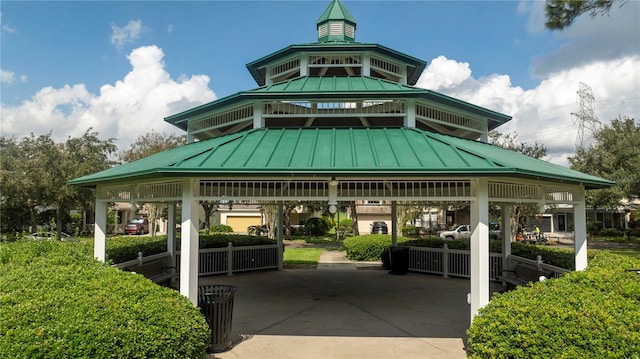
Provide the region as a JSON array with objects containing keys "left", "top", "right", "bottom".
[
  {"left": 362, "top": 52, "right": 371, "bottom": 77},
  {"left": 574, "top": 188, "right": 588, "bottom": 271},
  {"left": 391, "top": 201, "right": 398, "bottom": 246},
  {"left": 167, "top": 202, "right": 176, "bottom": 267},
  {"left": 277, "top": 202, "right": 284, "bottom": 270},
  {"left": 502, "top": 204, "right": 512, "bottom": 272},
  {"left": 180, "top": 179, "right": 200, "bottom": 306},
  {"left": 253, "top": 102, "right": 264, "bottom": 129},
  {"left": 470, "top": 178, "right": 489, "bottom": 322},
  {"left": 94, "top": 198, "right": 108, "bottom": 262},
  {"left": 300, "top": 53, "right": 308, "bottom": 77},
  {"left": 405, "top": 99, "right": 416, "bottom": 128},
  {"left": 479, "top": 123, "right": 489, "bottom": 143}
]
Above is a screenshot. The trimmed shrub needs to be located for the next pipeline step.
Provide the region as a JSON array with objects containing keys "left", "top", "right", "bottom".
[
  {"left": 305, "top": 217, "right": 330, "bottom": 236},
  {"left": 600, "top": 227, "right": 624, "bottom": 237},
  {"left": 511, "top": 242, "right": 575, "bottom": 270},
  {"left": 337, "top": 218, "right": 353, "bottom": 236},
  {"left": 467, "top": 252, "right": 640, "bottom": 358},
  {"left": 197, "top": 234, "right": 274, "bottom": 249},
  {"left": 401, "top": 226, "right": 421, "bottom": 238},
  {"left": 108, "top": 234, "right": 274, "bottom": 261},
  {"left": 106, "top": 235, "right": 168, "bottom": 263},
  {"left": 0, "top": 240, "right": 209, "bottom": 358},
  {"left": 209, "top": 224, "right": 233, "bottom": 233},
  {"left": 587, "top": 221, "right": 602, "bottom": 235},
  {"left": 343, "top": 234, "right": 410, "bottom": 261}
]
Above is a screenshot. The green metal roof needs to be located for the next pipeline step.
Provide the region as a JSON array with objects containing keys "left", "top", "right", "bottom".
[
  {"left": 316, "top": 0, "right": 356, "bottom": 25},
  {"left": 165, "top": 76, "right": 511, "bottom": 131},
  {"left": 69, "top": 127, "right": 614, "bottom": 189},
  {"left": 251, "top": 76, "right": 423, "bottom": 93}
]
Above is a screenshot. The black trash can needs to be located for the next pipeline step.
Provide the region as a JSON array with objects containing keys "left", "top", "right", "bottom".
[
  {"left": 388, "top": 246, "right": 410, "bottom": 275},
  {"left": 198, "top": 285, "right": 237, "bottom": 353}
]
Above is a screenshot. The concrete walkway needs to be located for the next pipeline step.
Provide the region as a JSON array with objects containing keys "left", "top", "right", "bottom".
[{"left": 203, "top": 251, "right": 483, "bottom": 359}]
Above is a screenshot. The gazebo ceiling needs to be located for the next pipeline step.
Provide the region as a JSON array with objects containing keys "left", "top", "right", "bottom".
[{"left": 69, "top": 127, "right": 614, "bottom": 189}]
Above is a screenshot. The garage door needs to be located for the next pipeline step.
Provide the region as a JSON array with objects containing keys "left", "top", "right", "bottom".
[{"left": 227, "top": 216, "right": 261, "bottom": 233}]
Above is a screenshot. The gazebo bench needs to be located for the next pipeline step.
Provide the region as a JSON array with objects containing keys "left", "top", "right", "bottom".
[
  {"left": 128, "top": 261, "right": 177, "bottom": 286},
  {"left": 497, "top": 263, "right": 547, "bottom": 289}
]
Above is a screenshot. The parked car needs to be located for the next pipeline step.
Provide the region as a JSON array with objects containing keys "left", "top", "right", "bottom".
[
  {"left": 437, "top": 225, "right": 471, "bottom": 240},
  {"left": 489, "top": 221, "right": 502, "bottom": 240},
  {"left": 125, "top": 218, "right": 150, "bottom": 235},
  {"left": 25, "top": 231, "right": 77, "bottom": 242},
  {"left": 438, "top": 223, "right": 502, "bottom": 240},
  {"left": 371, "top": 221, "right": 388, "bottom": 234}
]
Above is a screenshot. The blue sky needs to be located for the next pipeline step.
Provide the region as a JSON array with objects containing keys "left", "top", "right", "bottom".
[{"left": 1, "top": 0, "right": 639, "bottom": 165}]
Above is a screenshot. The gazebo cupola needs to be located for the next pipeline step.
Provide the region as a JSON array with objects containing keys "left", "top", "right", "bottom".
[{"left": 316, "top": 0, "right": 357, "bottom": 42}]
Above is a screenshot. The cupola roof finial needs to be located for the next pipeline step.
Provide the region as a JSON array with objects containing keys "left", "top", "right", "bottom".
[{"left": 316, "top": 0, "right": 357, "bottom": 43}]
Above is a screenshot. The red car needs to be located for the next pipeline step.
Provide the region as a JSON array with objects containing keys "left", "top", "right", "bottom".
[{"left": 125, "top": 218, "right": 149, "bottom": 235}]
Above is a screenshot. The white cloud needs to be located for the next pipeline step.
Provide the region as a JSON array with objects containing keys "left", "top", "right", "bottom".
[
  {"left": 0, "top": 69, "right": 27, "bottom": 85},
  {"left": 1, "top": 69, "right": 15, "bottom": 84},
  {"left": 526, "top": 1, "right": 640, "bottom": 78},
  {"left": 1, "top": 45, "right": 216, "bottom": 149},
  {"left": 416, "top": 55, "right": 640, "bottom": 166},
  {"left": 1, "top": 12, "right": 17, "bottom": 34},
  {"left": 415, "top": 56, "right": 472, "bottom": 90},
  {"left": 111, "top": 19, "right": 143, "bottom": 49},
  {"left": 416, "top": 2, "right": 640, "bottom": 167}
]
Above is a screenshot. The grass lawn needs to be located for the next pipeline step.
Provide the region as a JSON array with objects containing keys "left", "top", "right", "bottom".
[
  {"left": 602, "top": 249, "right": 640, "bottom": 259},
  {"left": 283, "top": 247, "right": 324, "bottom": 265}
]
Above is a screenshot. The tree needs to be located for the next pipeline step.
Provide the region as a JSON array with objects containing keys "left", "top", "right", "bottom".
[
  {"left": 569, "top": 116, "right": 640, "bottom": 211},
  {"left": 118, "top": 131, "right": 187, "bottom": 236},
  {"left": 0, "top": 130, "right": 117, "bottom": 235},
  {"left": 58, "top": 130, "right": 118, "bottom": 235},
  {"left": 201, "top": 202, "right": 218, "bottom": 235},
  {"left": 118, "top": 131, "right": 186, "bottom": 163},
  {"left": 545, "top": 0, "right": 618, "bottom": 30},
  {"left": 490, "top": 131, "right": 549, "bottom": 230},
  {"left": 489, "top": 131, "right": 547, "bottom": 159}
]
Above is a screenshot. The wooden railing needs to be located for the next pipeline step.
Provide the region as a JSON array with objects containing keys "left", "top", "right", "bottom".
[
  {"left": 409, "top": 245, "right": 504, "bottom": 280},
  {"left": 114, "top": 245, "right": 570, "bottom": 281},
  {"left": 176, "top": 243, "right": 280, "bottom": 276}
]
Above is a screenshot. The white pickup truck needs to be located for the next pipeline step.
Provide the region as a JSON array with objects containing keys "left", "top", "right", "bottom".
[
  {"left": 438, "top": 225, "right": 471, "bottom": 240},
  {"left": 438, "top": 223, "right": 502, "bottom": 240}
]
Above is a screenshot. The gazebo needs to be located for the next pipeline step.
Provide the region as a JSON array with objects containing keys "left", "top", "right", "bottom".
[{"left": 70, "top": 0, "right": 614, "bottom": 322}]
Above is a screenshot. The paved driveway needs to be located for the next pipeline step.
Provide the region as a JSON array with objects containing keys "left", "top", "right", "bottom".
[{"left": 200, "top": 264, "right": 502, "bottom": 359}]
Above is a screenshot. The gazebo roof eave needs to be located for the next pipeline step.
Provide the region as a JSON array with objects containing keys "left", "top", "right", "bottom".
[
  {"left": 68, "top": 128, "right": 614, "bottom": 190},
  {"left": 69, "top": 167, "right": 614, "bottom": 190}
]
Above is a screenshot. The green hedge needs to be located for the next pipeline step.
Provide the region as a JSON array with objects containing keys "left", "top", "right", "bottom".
[
  {"left": 343, "top": 234, "right": 411, "bottom": 261},
  {"left": 467, "top": 252, "right": 640, "bottom": 358},
  {"left": 106, "top": 235, "right": 168, "bottom": 263},
  {"left": 189, "top": 234, "right": 275, "bottom": 250},
  {"left": 0, "top": 240, "right": 209, "bottom": 358},
  {"left": 343, "top": 235, "right": 575, "bottom": 270},
  {"left": 510, "top": 242, "right": 575, "bottom": 270},
  {"left": 105, "top": 234, "right": 275, "bottom": 263}
]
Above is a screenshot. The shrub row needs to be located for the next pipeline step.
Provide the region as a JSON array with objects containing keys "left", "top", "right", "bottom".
[
  {"left": 510, "top": 241, "right": 575, "bottom": 270},
  {"left": 343, "top": 234, "right": 410, "bottom": 261},
  {"left": 106, "top": 234, "right": 275, "bottom": 263},
  {"left": 467, "top": 252, "right": 640, "bottom": 358},
  {"left": 343, "top": 235, "right": 575, "bottom": 270},
  {"left": 106, "top": 235, "right": 168, "bottom": 263},
  {"left": 0, "top": 240, "right": 210, "bottom": 358}
]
